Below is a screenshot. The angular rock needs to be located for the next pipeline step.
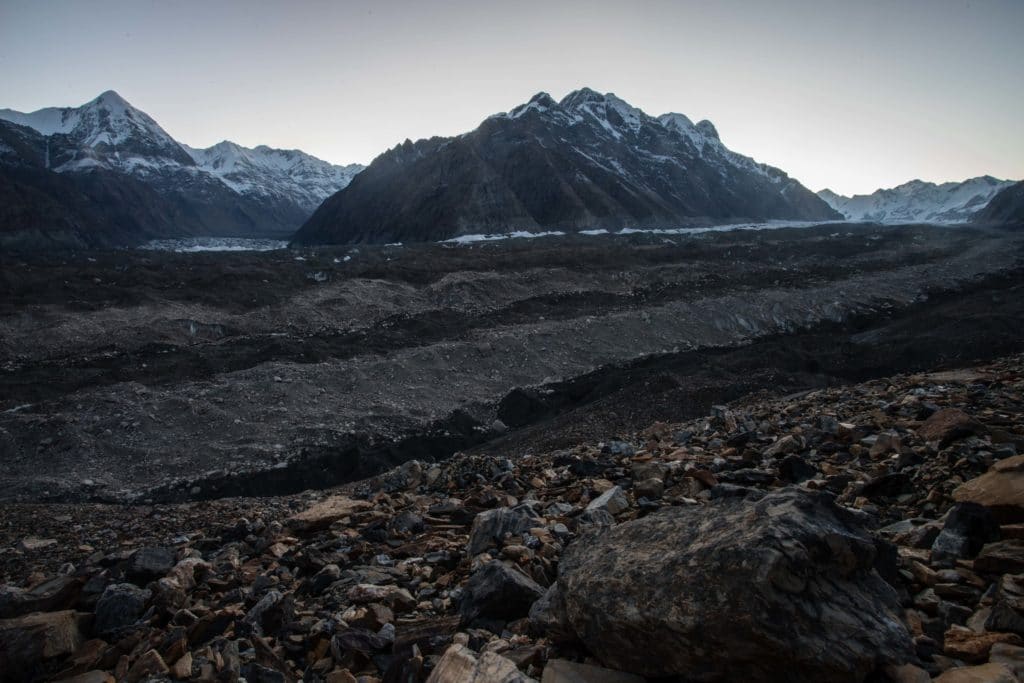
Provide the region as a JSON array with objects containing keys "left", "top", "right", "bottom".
[
  {"left": 551, "top": 488, "right": 913, "bottom": 681},
  {"left": 943, "top": 625, "right": 1022, "bottom": 662},
  {"left": 0, "top": 576, "right": 82, "bottom": 619},
  {"left": 930, "top": 503, "right": 1000, "bottom": 567},
  {"left": 933, "top": 663, "right": 1018, "bottom": 683},
  {"left": 918, "top": 408, "right": 982, "bottom": 447},
  {"left": 425, "top": 644, "right": 535, "bottom": 683},
  {"left": 93, "top": 583, "right": 151, "bottom": 636},
  {"left": 53, "top": 672, "right": 116, "bottom": 683},
  {"left": 778, "top": 454, "right": 817, "bottom": 484},
  {"left": 990, "top": 643, "right": 1024, "bottom": 679},
  {"left": 286, "top": 495, "right": 373, "bottom": 532},
  {"left": 0, "top": 610, "right": 87, "bottom": 677},
  {"left": 467, "top": 505, "right": 542, "bottom": 555},
  {"left": 460, "top": 561, "right": 545, "bottom": 625},
  {"left": 586, "top": 486, "right": 629, "bottom": 516},
  {"left": 541, "top": 659, "right": 645, "bottom": 683},
  {"left": 126, "top": 547, "right": 175, "bottom": 584},
  {"left": 975, "top": 540, "right": 1024, "bottom": 575},
  {"left": 954, "top": 455, "right": 1024, "bottom": 523},
  {"left": 123, "top": 649, "right": 168, "bottom": 683}
]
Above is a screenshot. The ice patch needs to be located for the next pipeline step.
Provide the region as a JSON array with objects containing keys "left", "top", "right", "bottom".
[{"left": 138, "top": 237, "right": 289, "bottom": 252}]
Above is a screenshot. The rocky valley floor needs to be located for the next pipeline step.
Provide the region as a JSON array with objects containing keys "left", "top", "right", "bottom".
[
  {"left": 2, "top": 351, "right": 1024, "bottom": 681},
  {"left": 2, "top": 223, "right": 1024, "bottom": 503}
]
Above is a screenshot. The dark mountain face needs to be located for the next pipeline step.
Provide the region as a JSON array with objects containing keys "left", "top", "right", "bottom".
[
  {"left": 0, "top": 91, "right": 361, "bottom": 250},
  {"left": 292, "top": 89, "right": 840, "bottom": 245},
  {"left": 975, "top": 181, "right": 1024, "bottom": 225},
  {"left": 0, "top": 120, "right": 204, "bottom": 250}
]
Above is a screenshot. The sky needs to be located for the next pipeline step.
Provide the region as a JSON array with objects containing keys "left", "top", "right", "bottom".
[{"left": 0, "top": 0, "right": 1021, "bottom": 196}]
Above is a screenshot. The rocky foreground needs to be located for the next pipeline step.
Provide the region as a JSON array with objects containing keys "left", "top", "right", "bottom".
[{"left": 2, "top": 354, "right": 1024, "bottom": 682}]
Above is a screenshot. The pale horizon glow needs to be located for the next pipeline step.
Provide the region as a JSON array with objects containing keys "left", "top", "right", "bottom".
[{"left": 0, "top": 0, "right": 1021, "bottom": 196}]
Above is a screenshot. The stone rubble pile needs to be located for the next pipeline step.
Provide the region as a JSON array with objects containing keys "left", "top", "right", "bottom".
[{"left": 1, "top": 355, "right": 1023, "bottom": 682}]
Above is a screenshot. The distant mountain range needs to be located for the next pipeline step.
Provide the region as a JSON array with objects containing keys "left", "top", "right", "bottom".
[
  {"left": 0, "top": 91, "right": 362, "bottom": 249},
  {"left": 1, "top": 89, "right": 1019, "bottom": 251},
  {"left": 817, "top": 177, "right": 1015, "bottom": 224},
  {"left": 292, "top": 88, "right": 840, "bottom": 245}
]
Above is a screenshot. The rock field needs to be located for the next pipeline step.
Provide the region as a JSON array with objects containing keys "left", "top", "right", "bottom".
[{"left": 2, "top": 351, "right": 1024, "bottom": 682}]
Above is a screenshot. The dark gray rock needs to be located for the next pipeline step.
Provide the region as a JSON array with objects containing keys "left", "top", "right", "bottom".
[
  {"left": 548, "top": 487, "right": 914, "bottom": 681},
  {"left": 778, "top": 454, "right": 817, "bottom": 483},
  {"left": 930, "top": 503, "right": 1000, "bottom": 567},
  {"left": 467, "top": 504, "right": 542, "bottom": 555},
  {"left": 460, "top": 561, "right": 545, "bottom": 625},
  {"left": 94, "top": 583, "right": 151, "bottom": 636},
  {"left": 126, "top": 547, "right": 176, "bottom": 584}
]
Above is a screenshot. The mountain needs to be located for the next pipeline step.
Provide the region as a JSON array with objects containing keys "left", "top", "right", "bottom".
[
  {"left": 818, "top": 176, "right": 1015, "bottom": 224},
  {"left": 974, "top": 180, "right": 1024, "bottom": 225},
  {"left": 0, "top": 119, "right": 203, "bottom": 250},
  {"left": 291, "top": 88, "right": 840, "bottom": 245},
  {"left": 0, "top": 91, "right": 363, "bottom": 248}
]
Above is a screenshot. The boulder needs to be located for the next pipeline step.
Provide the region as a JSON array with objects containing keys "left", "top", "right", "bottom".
[
  {"left": 975, "top": 540, "right": 1024, "bottom": 575},
  {"left": 126, "top": 547, "right": 175, "bottom": 585},
  {"left": 0, "top": 576, "right": 82, "bottom": 618},
  {"left": 541, "top": 659, "right": 645, "bottom": 683},
  {"left": 549, "top": 488, "right": 914, "bottom": 681},
  {"left": 918, "top": 408, "right": 982, "bottom": 447},
  {"left": 467, "top": 505, "right": 542, "bottom": 555},
  {"left": 460, "top": 561, "right": 545, "bottom": 625},
  {"left": 93, "top": 583, "right": 151, "bottom": 636},
  {"left": 954, "top": 456, "right": 1024, "bottom": 523},
  {"left": 286, "top": 495, "right": 372, "bottom": 532},
  {"left": 426, "top": 644, "right": 535, "bottom": 683},
  {"left": 933, "top": 663, "right": 1018, "bottom": 683},
  {"left": 586, "top": 486, "right": 629, "bottom": 516},
  {"left": 0, "top": 610, "right": 87, "bottom": 677},
  {"left": 930, "top": 503, "right": 1000, "bottom": 567}
]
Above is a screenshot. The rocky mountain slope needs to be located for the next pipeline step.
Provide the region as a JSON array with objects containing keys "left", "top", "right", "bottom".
[
  {"left": 0, "top": 91, "right": 362, "bottom": 248},
  {"left": 975, "top": 181, "right": 1024, "bottom": 225},
  {"left": 3, "top": 353, "right": 1024, "bottom": 682},
  {"left": 819, "top": 176, "right": 1015, "bottom": 224},
  {"left": 292, "top": 88, "right": 839, "bottom": 245}
]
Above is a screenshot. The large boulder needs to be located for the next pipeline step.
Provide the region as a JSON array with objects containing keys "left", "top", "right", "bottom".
[
  {"left": 467, "top": 505, "right": 542, "bottom": 556},
  {"left": 954, "top": 455, "right": 1024, "bottom": 523},
  {"left": 460, "top": 561, "right": 545, "bottom": 625},
  {"left": 0, "top": 610, "right": 87, "bottom": 678},
  {"left": 546, "top": 488, "right": 914, "bottom": 682}
]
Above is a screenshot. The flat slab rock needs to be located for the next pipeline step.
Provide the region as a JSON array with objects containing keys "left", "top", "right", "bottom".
[
  {"left": 286, "top": 495, "right": 372, "bottom": 532},
  {"left": 426, "top": 643, "right": 536, "bottom": 683},
  {"left": 955, "top": 455, "right": 1024, "bottom": 523},
  {"left": 545, "top": 487, "right": 914, "bottom": 682}
]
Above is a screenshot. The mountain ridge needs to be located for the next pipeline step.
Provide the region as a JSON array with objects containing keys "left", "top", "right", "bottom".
[
  {"left": 817, "top": 176, "right": 1015, "bottom": 224},
  {"left": 292, "top": 88, "right": 840, "bottom": 245},
  {"left": 0, "top": 90, "right": 364, "bottom": 248}
]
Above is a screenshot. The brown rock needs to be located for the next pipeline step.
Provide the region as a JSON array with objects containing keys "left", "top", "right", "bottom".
[
  {"left": 954, "top": 456, "right": 1024, "bottom": 523},
  {"left": 883, "top": 664, "right": 931, "bottom": 683},
  {"left": 975, "top": 540, "right": 1024, "bottom": 575},
  {"left": 0, "top": 576, "right": 83, "bottom": 619},
  {"left": 918, "top": 408, "right": 982, "bottom": 447},
  {"left": 325, "top": 670, "right": 358, "bottom": 683},
  {"left": 426, "top": 644, "right": 535, "bottom": 682},
  {"left": 286, "top": 495, "right": 373, "bottom": 532},
  {"left": 52, "top": 672, "right": 116, "bottom": 683},
  {"left": 123, "top": 649, "right": 168, "bottom": 683},
  {"left": 943, "top": 625, "right": 1022, "bottom": 662},
  {"left": 170, "top": 651, "right": 193, "bottom": 679},
  {"left": 990, "top": 642, "right": 1024, "bottom": 678},
  {"left": 541, "top": 659, "right": 646, "bottom": 682},
  {"left": 0, "top": 610, "right": 87, "bottom": 674},
  {"left": 933, "top": 663, "right": 1018, "bottom": 683}
]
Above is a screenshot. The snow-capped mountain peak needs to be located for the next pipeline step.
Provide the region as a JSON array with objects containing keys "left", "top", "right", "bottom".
[
  {"left": 818, "top": 176, "right": 1017, "bottom": 224},
  {"left": 0, "top": 90, "right": 365, "bottom": 238},
  {"left": 183, "top": 140, "right": 363, "bottom": 207}
]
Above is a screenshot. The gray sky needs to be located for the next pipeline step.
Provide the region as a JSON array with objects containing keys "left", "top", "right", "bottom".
[{"left": 0, "top": 0, "right": 1021, "bottom": 195}]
